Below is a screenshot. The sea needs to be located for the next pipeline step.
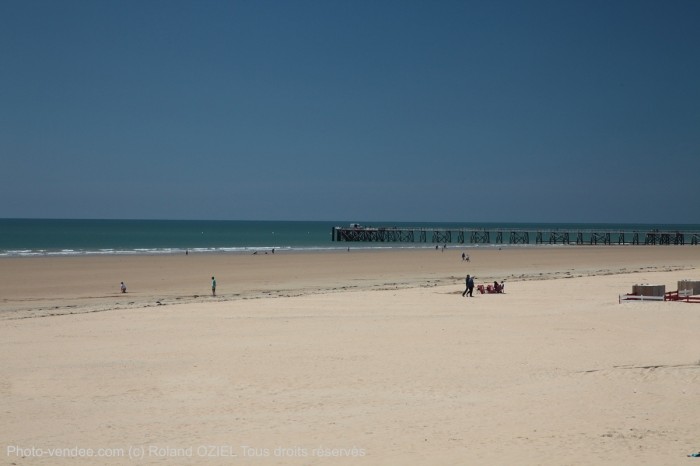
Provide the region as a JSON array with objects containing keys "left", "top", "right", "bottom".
[{"left": 1, "top": 219, "right": 699, "bottom": 257}]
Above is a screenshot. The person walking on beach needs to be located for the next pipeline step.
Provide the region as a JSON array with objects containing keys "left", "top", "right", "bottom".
[
  {"left": 211, "top": 276, "right": 216, "bottom": 296},
  {"left": 462, "top": 274, "right": 471, "bottom": 297},
  {"left": 462, "top": 274, "right": 475, "bottom": 297}
]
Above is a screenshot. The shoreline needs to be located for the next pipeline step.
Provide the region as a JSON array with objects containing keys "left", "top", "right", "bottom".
[{"left": 3, "top": 240, "right": 700, "bottom": 258}]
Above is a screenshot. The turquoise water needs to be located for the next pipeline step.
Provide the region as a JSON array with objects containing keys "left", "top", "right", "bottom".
[
  {"left": 0, "top": 219, "right": 337, "bottom": 256},
  {"left": 1, "top": 219, "right": 699, "bottom": 256}
]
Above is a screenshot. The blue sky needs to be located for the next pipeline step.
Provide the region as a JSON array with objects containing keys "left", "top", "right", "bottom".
[{"left": 1, "top": 0, "right": 699, "bottom": 223}]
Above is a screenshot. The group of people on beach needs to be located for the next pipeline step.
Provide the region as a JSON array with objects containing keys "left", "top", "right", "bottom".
[
  {"left": 461, "top": 254, "right": 504, "bottom": 297},
  {"left": 462, "top": 275, "right": 506, "bottom": 297}
]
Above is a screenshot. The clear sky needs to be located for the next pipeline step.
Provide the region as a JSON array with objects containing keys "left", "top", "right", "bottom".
[{"left": 1, "top": 0, "right": 699, "bottom": 223}]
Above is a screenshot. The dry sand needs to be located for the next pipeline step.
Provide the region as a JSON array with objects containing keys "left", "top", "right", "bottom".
[{"left": 2, "top": 246, "right": 700, "bottom": 465}]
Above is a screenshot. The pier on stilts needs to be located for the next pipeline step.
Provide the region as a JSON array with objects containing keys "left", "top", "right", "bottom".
[{"left": 332, "top": 226, "right": 700, "bottom": 246}]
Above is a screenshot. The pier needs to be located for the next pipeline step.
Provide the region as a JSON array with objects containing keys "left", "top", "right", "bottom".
[{"left": 331, "top": 226, "right": 700, "bottom": 245}]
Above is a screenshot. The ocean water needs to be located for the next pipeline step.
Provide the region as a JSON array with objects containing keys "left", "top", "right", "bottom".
[{"left": 1, "top": 219, "right": 699, "bottom": 257}]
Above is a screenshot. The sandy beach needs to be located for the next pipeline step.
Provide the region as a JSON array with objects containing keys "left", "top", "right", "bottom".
[{"left": 2, "top": 246, "right": 700, "bottom": 465}]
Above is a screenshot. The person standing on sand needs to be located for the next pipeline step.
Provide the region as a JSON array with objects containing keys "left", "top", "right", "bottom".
[
  {"left": 120, "top": 281, "right": 127, "bottom": 293},
  {"left": 211, "top": 276, "right": 216, "bottom": 296}
]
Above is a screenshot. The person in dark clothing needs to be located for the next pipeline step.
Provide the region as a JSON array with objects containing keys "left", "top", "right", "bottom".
[{"left": 462, "top": 274, "right": 475, "bottom": 297}]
